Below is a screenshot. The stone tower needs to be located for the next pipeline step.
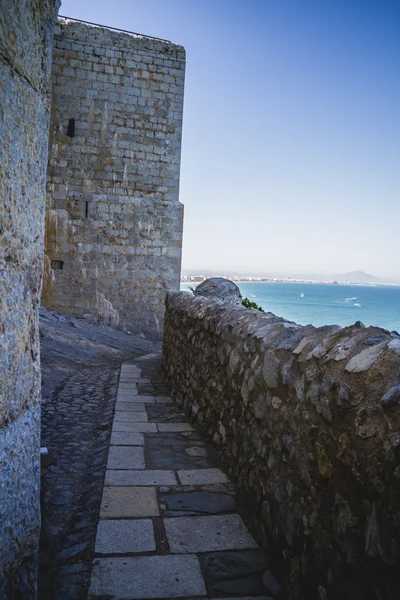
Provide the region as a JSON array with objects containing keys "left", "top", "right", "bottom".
[{"left": 43, "top": 20, "right": 185, "bottom": 337}]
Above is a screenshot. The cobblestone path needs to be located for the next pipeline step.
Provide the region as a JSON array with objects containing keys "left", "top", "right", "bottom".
[
  {"left": 88, "top": 354, "right": 282, "bottom": 600},
  {"left": 39, "top": 363, "right": 120, "bottom": 599}
]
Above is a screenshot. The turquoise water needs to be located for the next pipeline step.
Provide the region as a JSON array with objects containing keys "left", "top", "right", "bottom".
[{"left": 180, "top": 282, "right": 400, "bottom": 332}]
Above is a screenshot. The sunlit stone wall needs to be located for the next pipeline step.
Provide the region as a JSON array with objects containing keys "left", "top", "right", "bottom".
[{"left": 43, "top": 20, "right": 185, "bottom": 337}]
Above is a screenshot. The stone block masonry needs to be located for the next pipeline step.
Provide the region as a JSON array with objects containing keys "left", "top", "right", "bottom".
[
  {"left": 0, "top": 0, "right": 60, "bottom": 596},
  {"left": 163, "top": 285, "right": 400, "bottom": 600},
  {"left": 43, "top": 19, "right": 185, "bottom": 338}
]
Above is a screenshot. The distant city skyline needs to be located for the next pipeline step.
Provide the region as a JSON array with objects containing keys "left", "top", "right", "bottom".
[
  {"left": 181, "top": 269, "right": 400, "bottom": 284},
  {"left": 62, "top": 0, "right": 400, "bottom": 280}
]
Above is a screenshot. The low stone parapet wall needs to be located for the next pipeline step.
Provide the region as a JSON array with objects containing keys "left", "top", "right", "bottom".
[{"left": 162, "top": 289, "right": 400, "bottom": 600}]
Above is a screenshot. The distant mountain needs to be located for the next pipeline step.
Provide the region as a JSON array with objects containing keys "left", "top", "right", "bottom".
[{"left": 333, "top": 271, "right": 380, "bottom": 283}]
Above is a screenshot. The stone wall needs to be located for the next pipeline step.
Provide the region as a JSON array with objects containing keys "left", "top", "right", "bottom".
[
  {"left": 43, "top": 20, "right": 185, "bottom": 338},
  {"left": 0, "top": 1, "right": 59, "bottom": 596},
  {"left": 163, "top": 288, "right": 400, "bottom": 600}
]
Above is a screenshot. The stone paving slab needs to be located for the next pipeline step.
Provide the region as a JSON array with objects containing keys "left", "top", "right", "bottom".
[
  {"left": 158, "top": 423, "right": 194, "bottom": 432},
  {"left": 118, "top": 383, "right": 140, "bottom": 389},
  {"left": 88, "top": 555, "right": 207, "bottom": 599},
  {"left": 95, "top": 519, "right": 156, "bottom": 554},
  {"left": 89, "top": 358, "right": 281, "bottom": 599},
  {"left": 112, "top": 422, "right": 157, "bottom": 433},
  {"left": 145, "top": 433, "right": 216, "bottom": 470},
  {"left": 120, "top": 377, "right": 150, "bottom": 382},
  {"left": 107, "top": 446, "right": 145, "bottom": 469},
  {"left": 178, "top": 469, "right": 230, "bottom": 485},
  {"left": 115, "top": 402, "right": 147, "bottom": 412},
  {"left": 105, "top": 469, "right": 177, "bottom": 486},
  {"left": 147, "top": 404, "right": 188, "bottom": 423},
  {"left": 164, "top": 515, "right": 258, "bottom": 553},
  {"left": 117, "top": 391, "right": 139, "bottom": 399},
  {"left": 114, "top": 411, "right": 149, "bottom": 422},
  {"left": 110, "top": 431, "right": 144, "bottom": 446},
  {"left": 100, "top": 487, "right": 159, "bottom": 518},
  {"left": 160, "top": 491, "right": 236, "bottom": 517},
  {"left": 200, "top": 549, "right": 271, "bottom": 596},
  {"left": 117, "top": 395, "right": 155, "bottom": 403}
]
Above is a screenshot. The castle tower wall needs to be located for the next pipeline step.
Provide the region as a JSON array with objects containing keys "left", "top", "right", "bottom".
[
  {"left": 43, "top": 20, "right": 185, "bottom": 337},
  {"left": 0, "top": 1, "right": 59, "bottom": 595}
]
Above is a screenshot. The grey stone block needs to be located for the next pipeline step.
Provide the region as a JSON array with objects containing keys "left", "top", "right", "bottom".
[
  {"left": 120, "top": 365, "right": 140, "bottom": 371},
  {"left": 155, "top": 396, "right": 173, "bottom": 403},
  {"left": 117, "top": 395, "right": 155, "bottom": 403},
  {"left": 117, "top": 392, "right": 139, "bottom": 400},
  {"left": 105, "top": 469, "right": 176, "bottom": 486},
  {"left": 158, "top": 423, "right": 193, "bottom": 432},
  {"left": 114, "top": 411, "right": 149, "bottom": 422},
  {"left": 115, "top": 402, "right": 146, "bottom": 412},
  {"left": 178, "top": 469, "right": 229, "bottom": 485},
  {"left": 107, "top": 446, "right": 145, "bottom": 469},
  {"left": 164, "top": 514, "right": 258, "bottom": 553},
  {"left": 100, "top": 486, "right": 159, "bottom": 517},
  {"left": 112, "top": 422, "right": 157, "bottom": 433},
  {"left": 110, "top": 431, "right": 144, "bottom": 446},
  {"left": 118, "top": 383, "right": 139, "bottom": 390},
  {"left": 89, "top": 555, "right": 206, "bottom": 598},
  {"left": 95, "top": 519, "right": 155, "bottom": 554}
]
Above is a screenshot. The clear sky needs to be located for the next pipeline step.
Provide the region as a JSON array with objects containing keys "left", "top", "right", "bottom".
[{"left": 61, "top": 0, "right": 400, "bottom": 280}]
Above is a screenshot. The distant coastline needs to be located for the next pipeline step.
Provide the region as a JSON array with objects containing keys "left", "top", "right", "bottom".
[{"left": 181, "top": 275, "right": 400, "bottom": 287}]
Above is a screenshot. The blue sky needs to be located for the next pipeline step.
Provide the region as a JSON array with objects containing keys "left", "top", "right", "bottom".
[{"left": 61, "top": 0, "right": 400, "bottom": 280}]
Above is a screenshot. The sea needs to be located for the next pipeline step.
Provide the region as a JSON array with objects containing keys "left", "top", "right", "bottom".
[{"left": 180, "top": 282, "right": 400, "bottom": 333}]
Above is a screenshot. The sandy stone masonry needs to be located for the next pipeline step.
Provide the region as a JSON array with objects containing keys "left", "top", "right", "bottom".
[
  {"left": 43, "top": 19, "right": 185, "bottom": 337},
  {"left": 163, "top": 286, "right": 400, "bottom": 600}
]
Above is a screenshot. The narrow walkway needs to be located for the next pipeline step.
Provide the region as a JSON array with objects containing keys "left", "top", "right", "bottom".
[{"left": 88, "top": 355, "right": 280, "bottom": 600}]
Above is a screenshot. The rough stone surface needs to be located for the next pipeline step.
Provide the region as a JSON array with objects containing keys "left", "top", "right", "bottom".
[
  {"left": 163, "top": 287, "right": 400, "bottom": 599},
  {"left": 158, "top": 422, "right": 193, "bottom": 432},
  {"left": 95, "top": 519, "right": 156, "bottom": 554},
  {"left": 201, "top": 549, "right": 270, "bottom": 596},
  {"left": 161, "top": 491, "right": 236, "bottom": 516},
  {"left": 100, "top": 486, "right": 159, "bottom": 518},
  {"left": 110, "top": 431, "right": 144, "bottom": 445},
  {"left": 0, "top": 1, "right": 59, "bottom": 596},
  {"left": 107, "top": 445, "right": 145, "bottom": 469},
  {"left": 178, "top": 469, "right": 230, "bottom": 485},
  {"left": 194, "top": 277, "right": 243, "bottom": 305},
  {"left": 43, "top": 20, "right": 186, "bottom": 338},
  {"left": 105, "top": 469, "right": 177, "bottom": 486},
  {"left": 113, "top": 410, "right": 149, "bottom": 422},
  {"left": 88, "top": 555, "right": 207, "bottom": 598},
  {"left": 111, "top": 421, "right": 157, "bottom": 433},
  {"left": 146, "top": 432, "right": 217, "bottom": 470},
  {"left": 164, "top": 515, "right": 258, "bottom": 553}
]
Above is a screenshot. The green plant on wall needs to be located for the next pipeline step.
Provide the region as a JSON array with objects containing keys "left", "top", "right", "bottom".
[{"left": 242, "top": 297, "right": 264, "bottom": 312}]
